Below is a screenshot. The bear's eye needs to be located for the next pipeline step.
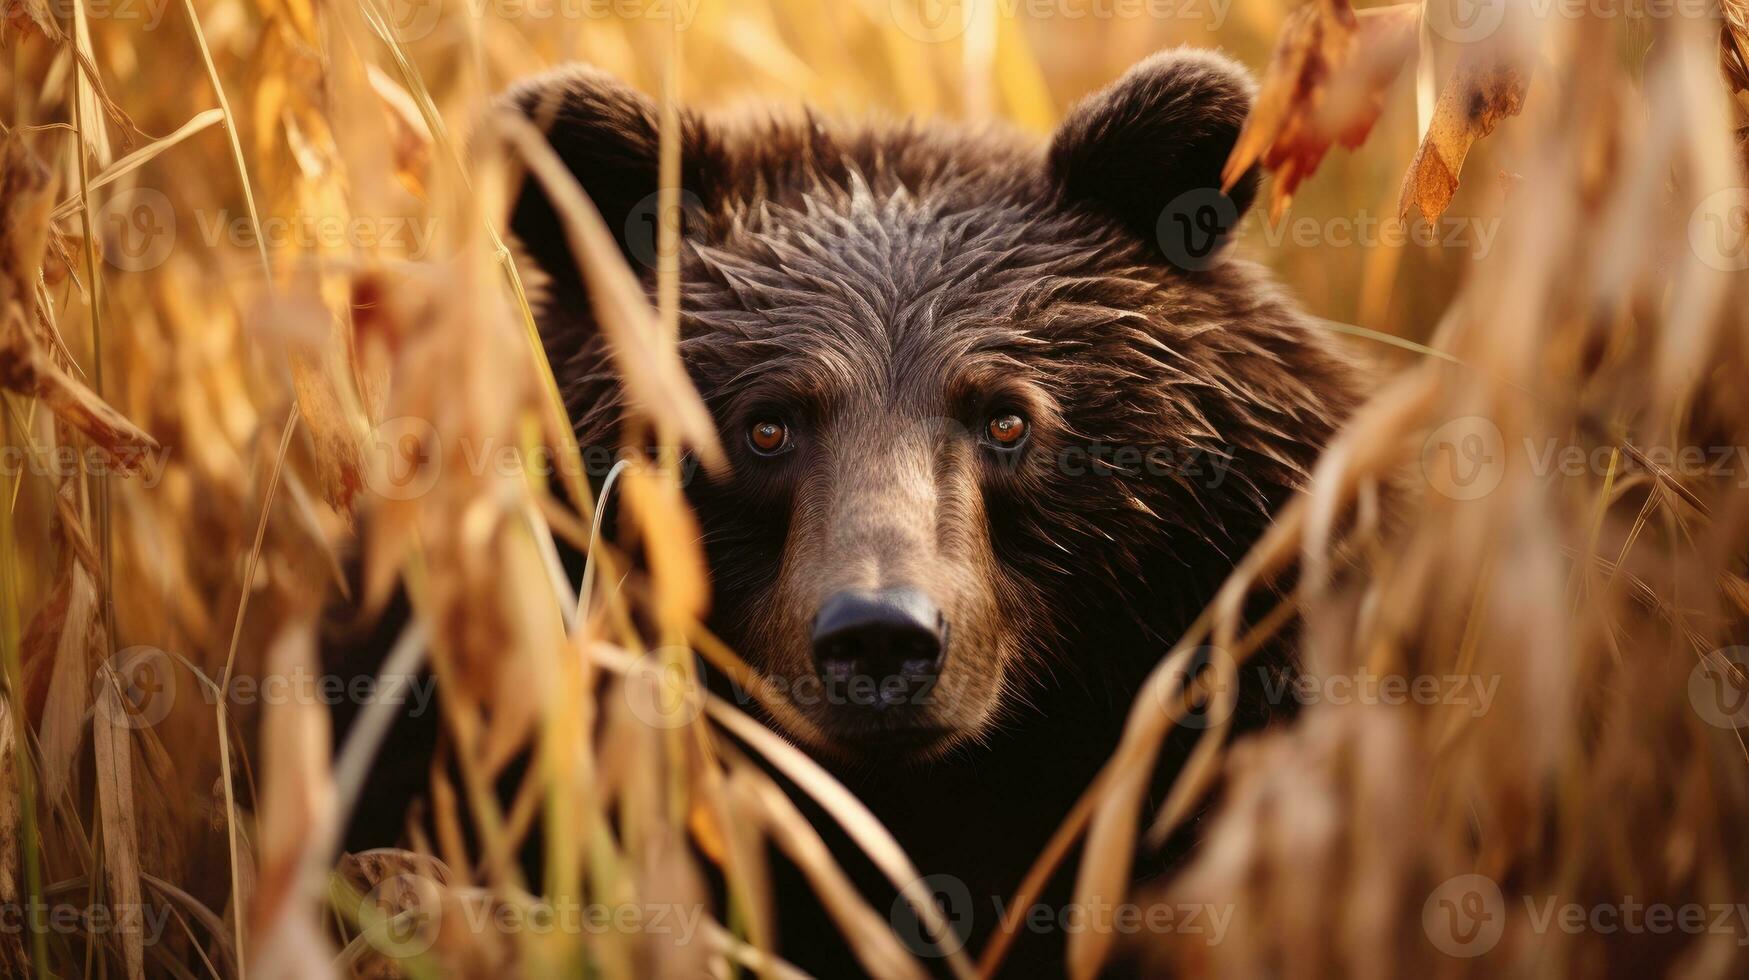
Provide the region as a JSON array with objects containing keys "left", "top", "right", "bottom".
[
  {"left": 984, "top": 413, "right": 1029, "bottom": 450},
  {"left": 747, "top": 418, "right": 791, "bottom": 456}
]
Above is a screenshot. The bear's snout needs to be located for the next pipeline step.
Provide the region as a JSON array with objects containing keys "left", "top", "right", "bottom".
[{"left": 810, "top": 587, "right": 947, "bottom": 714}]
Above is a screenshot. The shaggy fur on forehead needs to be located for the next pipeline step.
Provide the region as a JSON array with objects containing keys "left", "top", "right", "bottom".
[{"left": 536, "top": 118, "right": 1348, "bottom": 521}]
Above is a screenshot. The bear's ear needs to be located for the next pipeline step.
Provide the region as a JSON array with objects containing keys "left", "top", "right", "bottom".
[
  {"left": 1048, "top": 49, "right": 1258, "bottom": 269},
  {"left": 497, "top": 65, "right": 725, "bottom": 311}
]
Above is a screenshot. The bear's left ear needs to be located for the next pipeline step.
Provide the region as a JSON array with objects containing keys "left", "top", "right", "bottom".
[
  {"left": 492, "top": 64, "right": 728, "bottom": 327},
  {"left": 1048, "top": 49, "right": 1258, "bottom": 267}
]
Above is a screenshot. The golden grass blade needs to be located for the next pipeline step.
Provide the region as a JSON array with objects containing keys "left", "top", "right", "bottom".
[
  {"left": 492, "top": 113, "right": 727, "bottom": 475},
  {"left": 93, "top": 659, "right": 147, "bottom": 980},
  {"left": 209, "top": 404, "right": 299, "bottom": 979},
  {"left": 732, "top": 769, "right": 929, "bottom": 980},
  {"left": 0, "top": 320, "right": 159, "bottom": 469},
  {"left": 220, "top": 404, "right": 300, "bottom": 688},
  {"left": 698, "top": 674, "right": 977, "bottom": 979},
  {"left": 174, "top": 0, "right": 269, "bottom": 282},
  {"left": 250, "top": 618, "right": 338, "bottom": 979},
  {"left": 37, "top": 561, "right": 96, "bottom": 807},
  {"left": 47, "top": 108, "right": 224, "bottom": 222},
  {"left": 701, "top": 917, "right": 811, "bottom": 980},
  {"left": 587, "top": 638, "right": 975, "bottom": 976},
  {"left": 69, "top": 0, "right": 111, "bottom": 166}
]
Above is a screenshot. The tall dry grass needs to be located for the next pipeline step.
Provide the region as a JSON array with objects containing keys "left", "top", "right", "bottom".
[{"left": 1, "top": 0, "right": 1747, "bottom": 977}]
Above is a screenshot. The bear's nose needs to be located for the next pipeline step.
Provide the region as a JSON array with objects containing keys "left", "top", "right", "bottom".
[{"left": 811, "top": 588, "right": 947, "bottom": 707}]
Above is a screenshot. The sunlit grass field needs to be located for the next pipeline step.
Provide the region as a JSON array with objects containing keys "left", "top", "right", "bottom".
[{"left": 2, "top": 0, "right": 1748, "bottom": 976}]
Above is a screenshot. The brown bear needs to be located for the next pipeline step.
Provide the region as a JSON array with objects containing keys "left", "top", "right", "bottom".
[{"left": 335, "top": 47, "right": 1365, "bottom": 976}]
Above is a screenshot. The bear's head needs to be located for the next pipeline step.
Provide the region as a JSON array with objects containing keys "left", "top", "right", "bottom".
[{"left": 499, "top": 50, "right": 1362, "bottom": 765}]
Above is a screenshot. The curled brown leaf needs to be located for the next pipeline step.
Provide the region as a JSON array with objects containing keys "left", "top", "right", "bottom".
[
  {"left": 1223, "top": 0, "right": 1420, "bottom": 221},
  {"left": 1398, "top": 51, "right": 1530, "bottom": 222}
]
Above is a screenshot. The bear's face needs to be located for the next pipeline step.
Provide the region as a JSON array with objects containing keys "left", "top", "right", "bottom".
[{"left": 503, "top": 51, "right": 1361, "bottom": 763}]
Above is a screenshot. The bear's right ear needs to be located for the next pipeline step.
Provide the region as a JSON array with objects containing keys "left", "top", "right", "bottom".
[
  {"left": 496, "top": 65, "right": 725, "bottom": 313},
  {"left": 1048, "top": 49, "right": 1257, "bottom": 270}
]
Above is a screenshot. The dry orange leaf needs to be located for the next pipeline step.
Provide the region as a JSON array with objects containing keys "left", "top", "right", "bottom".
[
  {"left": 0, "top": 324, "right": 162, "bottom": 471},
  {"left": 1, "top": 135, "right": 160, "bottom": 470},
  {"left": 1, "top": 0, "right": 64, "bottom": 42},
  {"left": 1398, "top": 51, "right": 1530, "bottom": 221},
  {"left": 1222, "top": 0, "right": 1420, "bottom": 221},
  {"left": 620, "top": 461, "right": 711, "bottom": 621},
  {"left": 38, "top": 563, "right": 99, "bottom": 808},
  {"left": 93, "top": 661, "right": 146, "bottom": 980}
]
